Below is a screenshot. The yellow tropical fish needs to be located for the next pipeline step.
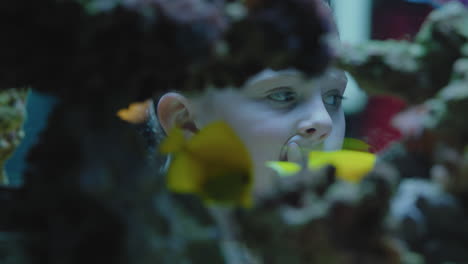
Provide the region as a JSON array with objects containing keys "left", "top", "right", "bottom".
[
  {"left": 265, "top": 138, "right": 372, "bottom": 178},
  {"left": 160, "top": 121, "right": 254, "bottom": 208},
  {"left": 308, "top": 150, "right": 376, "bottom": 183},
  {"left": 116, "top": 99, "right": 152, "bottom": 124},
  {"left": 265, "top": 161, "right": 302, "bottom": 177},
  {"left": 266, "top": 149, "right": 376, "bottom": 183}
]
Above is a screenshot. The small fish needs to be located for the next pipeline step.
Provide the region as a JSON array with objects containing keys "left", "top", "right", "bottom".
[
  {"left": 266, "top": 149, "right": 376, "bottom": 183},
  {"left": 265, "top": 161, "right": 302, "bottom": 177},
  {"left": 308, "top": 150, "right": 376, "bottom": 183},
  {"left": 117, "top": 99, "right": 152, "bottom": 124},
  {"left": 160, "top": 121, "right": 254, "bottom": 208}
]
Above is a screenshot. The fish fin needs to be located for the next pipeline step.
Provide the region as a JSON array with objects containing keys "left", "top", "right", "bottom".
[
  {"left": 265, "top": 161, "right": 302, "bottom": 177},
  {"left": 187, "top": 121, "right": 251, "bottom": 168},
  {"left": 335, "top": 151, "right": 376, "bottom": 183},
  {"left": 160, "top": 127, "right": 186, "bottom": 154},
  {"left": 308, "top": 150, "right": 376, "bottom": 183},
  {"left": 166, "top": 153, "right": 204, "bottom": 193},
  {"left": 117, "top": 100, "right": 151, "bottom": 124},
  {"left": 342, "top": 138, "right": 371, "bottom": 152},
  {"left": 166, "top": 121, "right": 254, "bottom": 208}
]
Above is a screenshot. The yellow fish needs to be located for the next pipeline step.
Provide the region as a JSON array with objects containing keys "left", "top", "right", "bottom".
[
  {"left": 266, "top": 147, "right": 376, "bottom": 183},
  {"left": 307, "top": 150, "right": 376, "bottom": 183},
  {"left": 265, "top": 161, "right": 302, "bottom": 177},
  {"left": 117, "top": 99, "right": 152, "bottom": 124},
  {"left": 160, "top": 121, "right": 254, "bottom": 208}
]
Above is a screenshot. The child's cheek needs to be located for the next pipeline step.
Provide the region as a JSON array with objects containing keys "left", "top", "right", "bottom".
[{"left": 324, "top": 111, "right": 345, "bottom": 150}]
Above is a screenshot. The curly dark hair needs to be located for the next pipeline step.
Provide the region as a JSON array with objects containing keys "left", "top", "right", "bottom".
[
  {"left": 185, "top": 0, "right": 335, "bottom": 90},
  {"left": 0, "top": 0, "right": 334, "bottom": 110}
]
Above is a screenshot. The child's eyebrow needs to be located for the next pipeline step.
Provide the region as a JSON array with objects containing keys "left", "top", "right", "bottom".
[
  {"left": 243, "top": 73, "right": 303, "bottom": 94},
  {"left": 245, "top": 69, "right": 300, "bottom": 84}
]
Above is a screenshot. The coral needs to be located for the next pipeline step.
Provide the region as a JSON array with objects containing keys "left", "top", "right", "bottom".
[
  {"left": 0, "top": 88, "right": 27, "bottom": 184},
  {"left": 338, "top": 2, "right": 468, "bottom": 263},
  {"left": 337, "top": 2, "right": 468, "bottom": 104},
  {"left": 235, "top": 165, "right": 400, "bottom": 264}
]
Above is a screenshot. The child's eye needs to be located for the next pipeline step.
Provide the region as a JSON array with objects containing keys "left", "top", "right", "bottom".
[
  {"left": 267, "top": 90, "right": 297, "bottom": 103},
  {"left": 323, "top": 93, "right": 344, "bottom": 108}
]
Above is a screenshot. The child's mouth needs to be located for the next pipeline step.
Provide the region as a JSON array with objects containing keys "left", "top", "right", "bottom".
[
  {"left": 279, "top": 142, "right": 304, "bottom": 164},
  {"left": 279, "top": 141, "right": 325, "bottom": 163}
]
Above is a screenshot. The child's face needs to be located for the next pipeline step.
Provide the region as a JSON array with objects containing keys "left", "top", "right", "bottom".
[{"left": 188, "top": 68, "right": 347, "bottom": 194}]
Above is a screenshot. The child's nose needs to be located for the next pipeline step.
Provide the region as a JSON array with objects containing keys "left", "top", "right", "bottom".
[{"left": 297, "top": 109, "right": 332, "bottom": 140}]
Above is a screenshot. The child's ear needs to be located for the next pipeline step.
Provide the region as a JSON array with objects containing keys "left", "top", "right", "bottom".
[{"left": 157, "top": 92, "right": 198, "bottom": 136}]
